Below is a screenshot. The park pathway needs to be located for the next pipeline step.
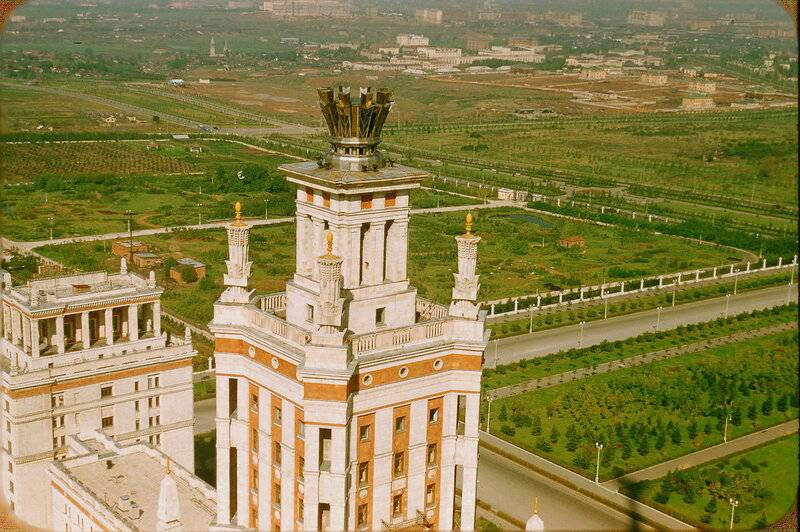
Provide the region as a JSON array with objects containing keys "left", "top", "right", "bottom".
[
  {"left": 486, "top": 321, "right": 798, "bottom": 400},
  {"left": 603, "top": 418, "right": 799, "bottom": 491}
]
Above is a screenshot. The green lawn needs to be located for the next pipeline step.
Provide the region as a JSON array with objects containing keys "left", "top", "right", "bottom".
[
  {"left": 483, "top": 304, "right": 798, "bottom": 390},
  {"left": 487, "top": 330, "right": 799, "bottom": 481},
  {"left": 392, "top": 111, "right": 798, "bottom": 206},
  {"left": 38, "top": 207, "right": 737, "bottom": 328},
  {"left": 625, "top": 435, "right": 798, "bottom": 530}
]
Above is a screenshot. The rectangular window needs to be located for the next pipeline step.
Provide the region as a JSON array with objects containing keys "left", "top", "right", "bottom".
[
  {"left": 319, "top": 428, "right": 332, "bottom": 471},
  {"left": 393, "top": 452, "right": 404, "bottom": 478},
  {"left": 298, "top": 456, "right": 305, "bottom": 482},
  {"left": 148, "top": 374, "right": 160, "bottom": 389},
  {"left": 361, "top": 194, "right": 373, "bottom": 209},
  {"left": 392, "top": 494, "right": 402, "bottom": 518},
  {"left": 134, "top": 381, "right": 139, "bottom": 392},
  {"left": 135, "top": 400, "right": 140, "bottom": 412},
  {"left": 322, "top": 192, "right": 331, "bottom": 208},
  {"left": 359, "top": 424, "right": 370, "bottom": 443},
  {"left": 427, "top": 443, "right": 437, "bottom": 466},
  {"left": 426, "top": 484, "right": 435, "bottom": 507},
  {"left": 273, "top": 442, "right": 282, "bottom": 466},
  {"left": 52, "top": 393, "right": 64, "bottom": 407},
  {"left": 3, "top": 400, "right": 8, "bottom": 412},
  {"left": 429, "top": 407, "right": 440, "bottom": 424},
  {"left": 375, "top": 307, "right": 386, "bottom": 326},
  {"left": 252, "top": 469, "right": 258, "bottom": 491},
  {"left": 252, "top": 429, "right": 259, "bottom": 452},
  {"left": 457, "top": 395, "right": 467, "bottom": 436},
  {"left": 273, "top": 407, "right": 282, "bottom": 426},
  {"left": 305, "top": 187, "right": 314, "bottom": 203},
  {"left": 385, "top": 192, "right": 397, "bottom": 207},
  {"left": 100, "top": 385, "right": 112, "bottom": 398},
  {"left": 306, "top": 304, "right": 314, "bottom": 323},
  {"left": 395, "top": 416, "right": 406, "bottom": 433},
  {"left": 298, "top": 421, "right": 305, "bottom": 439},
  {"left": 250, "top": 393, "right": 259, "bottom": 411},
  {"left": 135, "top": 419, "right": 140, "bottom": 430},
  {"left": 228, "top": 377, "right": 238, "bottom": 417},
  {"left": 101, "top": 416, "right": 114, "bottom": 428},
  {"left": 358, "top": 462, "right": 369, "bottom": 487},
  {"left": 357, "top": 503, "right": 368, "bottom": 528},
  {"left": 274, "top": 483, "right": 281, "bottom": 505},
  {"left": 7, "top": 461, "right": 12, "bottom": 473},
  {"left": 298, "top": 499, "right": 304, "bottom": 522}
]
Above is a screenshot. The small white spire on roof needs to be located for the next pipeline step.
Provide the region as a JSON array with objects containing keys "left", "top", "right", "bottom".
[
  {"left": 156, "top": 457, "right": 182, "bottom": 531},
  {"left": 526, "top": 496, "right": 544, "bottom": 531}
]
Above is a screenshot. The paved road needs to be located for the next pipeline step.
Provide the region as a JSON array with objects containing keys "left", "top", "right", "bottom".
[
  {"left": 604, "top": 419, "right": 799, "bottom": 491},
  {"left": 487, "top": 322, "right": 797, "bottom": 400},
  {"left": 477, "top": 445, "right": 638, "bottom": 530},
  {"left": 488, "top": 284, "right": 798, "bottom": 366},
  {"left": 195, "top": 398, "right": 216, "bottom": 434}
]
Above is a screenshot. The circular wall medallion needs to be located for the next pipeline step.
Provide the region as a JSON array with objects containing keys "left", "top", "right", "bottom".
[
  {"left": 271, "top": 357, "right": 280, "bottom": 369},
  {"left": 359, "top": 488, "right": 368, "bottom": 499},
  {"left": 433, "top": 359, "right": 444, "bottom": 371},
  {"left": 361, "top": 374, "right": 373, "bottom": 386},
  {"left": 398, "top": 367, "right": 409, "bottom": 378},
  {"left": 247, "top": 346, "right": 256, "bottom": 358}
]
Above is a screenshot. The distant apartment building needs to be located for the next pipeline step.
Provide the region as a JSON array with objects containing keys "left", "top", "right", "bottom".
[
  {"left": 682, "top": 94, "right": 715, "bottom": 110},
  {"left": 477, "top": 11, "right": 501, "bottom": 21},
  {"left": 530, "top": 11, "right": 583, "bottom": 27},
  {"left": 418, "top": 47, "right": 463, "bottom": 66},
  {"left": 627, "top": 10, "right": 666, "bottom": 27},
  {"left": 261, "top": 0, "right": 353, "bottom": 18},
  {"left": 689, "top": 81, "right": 716, "bottom": 94},
  {"left": 415, "top": 8, "right": 443, "bottom": 25},
  {"left": 508, "top": 36, "right": 538, "bottom": 48},
  {"left": 579, "top": 69, "right": 608, "bottom": 80},
  {"left": 0, "top": 266, "right": 196, "bottom": 529},
  {"left": 466, "top": 34, "right": 493, "bottom": 52},
  {"left": 396, "top": 33, "right": 429, "bottom": 47},
  {"left": 640, "top": 73, "right": 668, "bottom": 86},
  {"left": 476, "top": 46, "right": 544, "bottom": 63}
]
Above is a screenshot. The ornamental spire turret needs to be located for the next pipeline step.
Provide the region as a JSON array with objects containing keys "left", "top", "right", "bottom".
[
  {"left": 220, "top": 202, "right": 253, "bottom": 304},
  {"left": 313, "top": 232, "right": 346, "bottom": 338},
  {"left": 449, "top": 211, "right": 482, "bottom": 319},
  {"left": 156, "top": 457, "right": 182, "bottom": 532},
  {"left": 525, "top": 497, "right": 545, "bottom": 531}
]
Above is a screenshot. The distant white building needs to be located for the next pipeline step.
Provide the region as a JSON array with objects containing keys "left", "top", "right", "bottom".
[
  {"left": 627, "top": 10, "right": 666, "bottom": 27},
  {"left": 418, "top": 47, "right": 463, "bottom": 66},
  {"left": 396, "top": 33, "right": 429, "bottom": 47},
  {"left": 415, "top": 8, "right": 442, "bottom": 25},
  {"left": 475, "top": 46, "right": 544, "bottom": 64},
  {"left": 682, "top": 94, "right": 715, "bottom": 110},
  {"left": 689, "top": 81, "right": 716, "bottom": 94},
  {"left": 640, "top": 73, "right": 668, "bottom": 86}
]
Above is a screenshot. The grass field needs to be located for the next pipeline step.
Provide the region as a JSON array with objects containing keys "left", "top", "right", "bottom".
[
  {"left": 626, "top": 435, "right": 798, "bottom": 530},
  {"left": 483, "top": 304, "right": 798, "bottom": 390},
  {"left": 487, "top": 330, "right": 798, "bottom": 481},
  {"left": 0, "top": 140, "right": 297, "bottom": 240},
  {"left": 392, "top": 112, "right": 798, "bottom": 206},
  {"left": 38, "top": 207, "right": 736, "bottom": 328}
]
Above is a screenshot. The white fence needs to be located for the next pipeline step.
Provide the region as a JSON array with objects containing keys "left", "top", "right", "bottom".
[{"left": 486, "top": 255, "right": 798, "bottom": 318}]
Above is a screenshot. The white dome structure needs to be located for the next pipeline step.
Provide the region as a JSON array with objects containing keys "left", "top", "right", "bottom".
[{"left": 525, "top": 497, "right": 545, "bottom": 531}]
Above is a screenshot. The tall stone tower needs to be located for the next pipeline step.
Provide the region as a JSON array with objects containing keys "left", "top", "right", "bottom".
[
  {"left": 211, "top": 85, "right": 486, "bottom": 531},
  {"left": 210, "top": 37, "right": 217, "bottom": 58}
]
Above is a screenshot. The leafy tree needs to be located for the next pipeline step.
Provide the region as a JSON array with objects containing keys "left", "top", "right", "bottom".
[
  {"left": 549, "top": 426, "right": 560, "bottom": 444},
  {"left": 531, "top": 415, "right": 542, "bottom": 436},
  {"left": 776, "top": 394, "right": 788, "bottom": 412},
  {"left": 621, "top": 439, "right": 632, "bottom": 459},
  {"left": 761, "top": 395, "right": 774, "bottom": 416},
  {"left": 500, "top": 425, "right": 515, "bottom": 436},
  {"left": 731, "top": 406, "right": 743, "bottom": 426},
  {"left": 704, "top": 497, "right": 718, "bottom": 514},
  {"left": 498, "top": 404, "right": 508, "bottom": 421},
  {"left": 703, "top": 422, "right": 713, "bottom": 435},
  {"left": 747, "top": 404, "right": 758, "bottom": 421},
  {"left": 655, "top": 432, "right": 666, "bottom": 450},
  {"left": 637, "top": 438, "right": 650, "bottom": 456},
  {"left": 687, "top": 421, "right": 698, "bottom": 440},
  {"left": 671, "top": 428, "right": 682, "bottom": 445}
]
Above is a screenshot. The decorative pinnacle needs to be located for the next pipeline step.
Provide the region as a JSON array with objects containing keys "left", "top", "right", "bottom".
[
  {"left": 533, "top": 496, "right": 539, "bottom": 515},
  {"left": 165, "top": 457, "right": 172, "bottom": 476},
  {"left": 465, "top": 211, "right": 474, "bottom": 236},
  {"left": 326, "top": 231, "right": 333, "bottom": 254},
  {"left": 233, "top": 201, "right": 244, "bottom": 227}
]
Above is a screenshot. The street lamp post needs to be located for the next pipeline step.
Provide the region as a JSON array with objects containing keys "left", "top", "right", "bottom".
[
  {"left": 672, "top": 283, "right": 677, "bottom": 307},
  {"left": 723, "top": 412, "right": 732, "bottom": 443},
  {"left": 728, "top": 498, "right": 738, "bottom": 530},
  {"left": 578, "top": 321, "right": 585, "bottom": 348},
  {"left": 724, "top": 293, "right": 731, "bottom": 318},
  {"left": 594, "top": 442, "right": 603, "bottom": 483},
  {"left": 604, "top": 298, "right": 608, "bottom": 319},
  {"left": 48, "top": 216, "right": 54, "bottom": 241},
  {"left": 197, "top": 203, "right": 203, "bottom": 226},
  {"left": 655, "top": 306, "right": 662, "bottom": 331},
  {"left": 733, "top": 275, "right": 738, "bottom": 295},
  {"left": 264, "top": 198, "right": 269, "bottom": 220},
  {"left": 493, "top": 340, "right": 499, "bottom": 368},
  {"left": 529, "top": 306, "right": 534, "bottom": 334},
  {"left": 485, "top": 397, "right": 494, "bottom": 433}
]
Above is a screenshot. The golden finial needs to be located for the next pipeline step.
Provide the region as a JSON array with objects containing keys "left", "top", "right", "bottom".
[
  {"left": 533, "top": 496, "right": 539, "bottom": 515},
  {"left": 465, "top": 211, "right": 474, "bottom": 236},
  {"left": 165, "top": 457, "right": 172, "bottom": 476},
  {"left": 326, "top": 231, "right": 334, "bottom": 255},
  {"left": 233, "top": 201, "right": 244, "bottom": 226}
]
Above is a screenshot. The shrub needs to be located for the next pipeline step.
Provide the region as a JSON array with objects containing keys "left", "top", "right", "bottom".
[{"left": 500, "top": 424, "right": 516, "bottom": 436}]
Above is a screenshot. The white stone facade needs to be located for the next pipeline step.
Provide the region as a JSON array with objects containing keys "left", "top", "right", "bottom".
[
  {"left": 0, "top": 268, "right": 196, "bottom": 529},
  {"left": 211, "top": 86, "right": 486, "bottom": 531}
]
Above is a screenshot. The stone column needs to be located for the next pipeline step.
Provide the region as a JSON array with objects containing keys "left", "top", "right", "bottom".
[
  {"left": 514, "top": 299, "right": 519, "bottom": 312},
  {"left": 56, "top": 315, "right": 65, "bottom": 354},
  {"left": 536, "top": 295, "right": 541, "bottom": 308},
  {"left": 11, "top": 309, "right": 21, "bottom": 347},
  {"left": 21, "top": 316, "right": 31, "bottom": 353},
  {"left": 311, "top": 217, "right": 325, "bottom": 279},
  {"left": 695, "top": 270, "right": 701, "bottom": 282},
  {"left": 620, "top": 282, "right": 625, "bottom": 294},
  {"left": 128, "top": 304, "right": 139, "bottom": 341},
  {"left": 729, "top": 264, "right": 735, "bottom": 275},
  {"left": 762, "top": 258, "right": 767, "bottom": 269},
  {"left": 30, "top": 319, "right": 39, "bottom": 357},
  {"left": 746, "top": 261, "right": 751, "bottom": 272},
  {"left": 153, "top": 301, "right": 161, "bottom": 336},
  {"left": 345, "top": 225, "right": 362, "bottom": 289},
  {"left": 677, "top": 273, "right": 682, "bottom": 284},
  {"left": 712, "top": 267, "right": 717, "bottom": 279},
  {"left": 778, "top": 257, "right": 783, "bottom": 267},
  {"left": 370, "top": 221, "right": 386, "bottom": 284},
  {"left": 658, "top": 275, "right": 664, "bottom": 288},
  {"left": 558, "top": 293, "right": 563, "bottom": 304},
  {"left": 105, "top": 307, "right": 114, "bottom": 345},
  {"left": 81, "top": 311, "right": 91, "bottom": 349},
  {"left": 296, "top": 214, "right": 313, "bottom": 276},
  {"left": 579, "top": 288, "right": 584, "bottom": 301}
]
